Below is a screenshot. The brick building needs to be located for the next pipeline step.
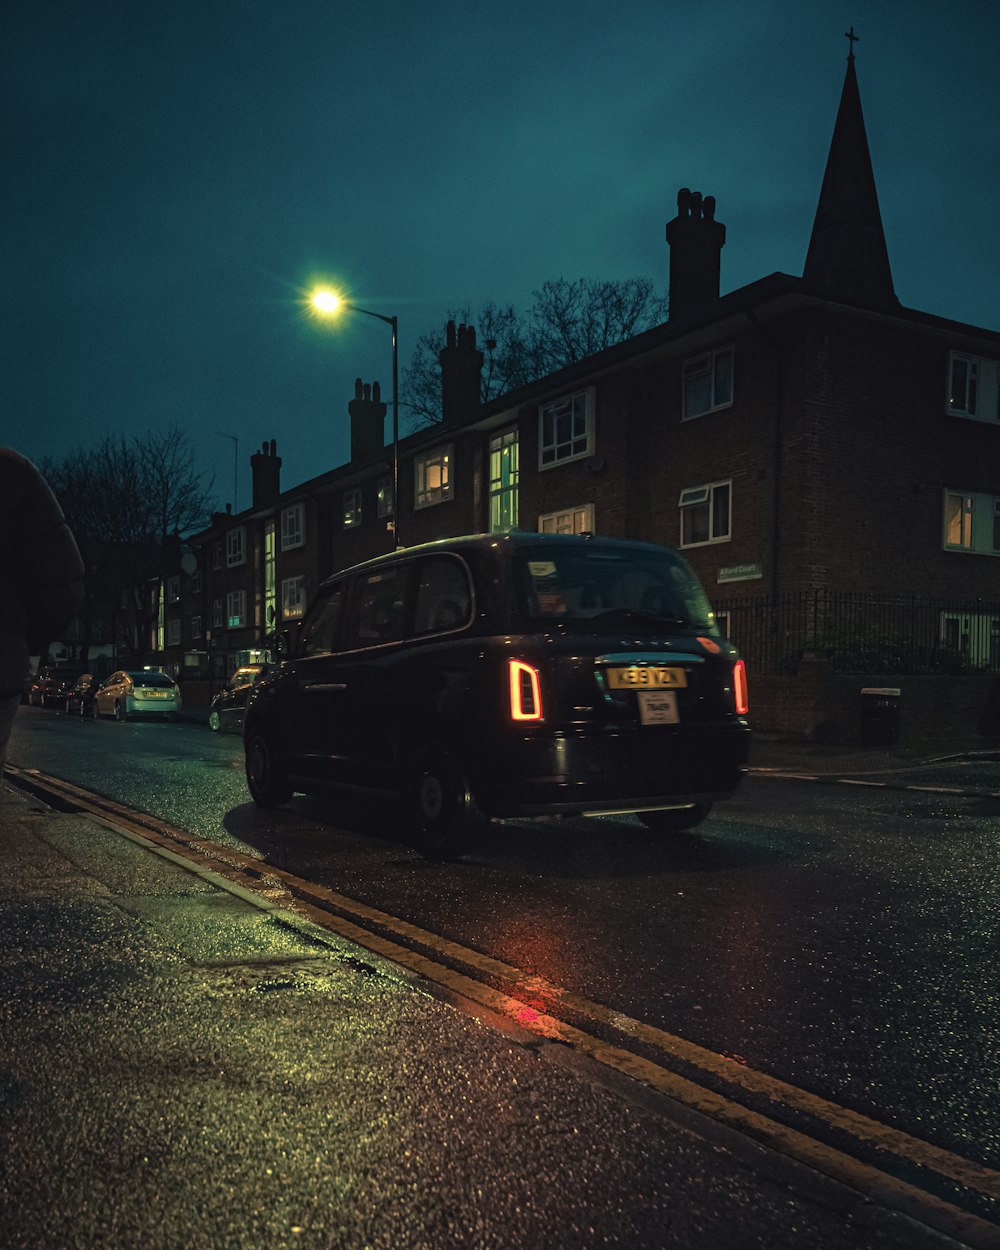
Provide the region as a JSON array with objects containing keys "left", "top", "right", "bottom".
[{"left": 165, "top": 50, "right": 999, "bottom": 702}]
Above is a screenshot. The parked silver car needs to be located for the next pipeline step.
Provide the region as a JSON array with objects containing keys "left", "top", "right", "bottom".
[{"left": 94, "top": 670, "right": 182, "bottom": 721}]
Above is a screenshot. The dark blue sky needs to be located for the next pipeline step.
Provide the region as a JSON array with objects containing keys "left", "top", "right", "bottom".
[{"left": 3, "top": 1, "right": 998, "bottom": 507}]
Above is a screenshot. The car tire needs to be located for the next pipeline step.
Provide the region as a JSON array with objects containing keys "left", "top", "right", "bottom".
[
  {"left": 245, "top": 727, "right": 292, "bottom": 807},
  {"left": 208, "top": 710, "right": 221, "bottom": 732},
  {"left": 114, "top": 700, "right": 127, "bottom": 723},
  {"left": 407, "top": 745, "right": 482, "bottom": 857},
  {"left": 637, "top": 802, "right": 712, "bottom": 833}
]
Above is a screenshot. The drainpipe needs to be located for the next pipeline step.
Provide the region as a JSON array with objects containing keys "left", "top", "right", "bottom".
[{"left": 746, "top": 310, "right": 784, "bottom": 601}]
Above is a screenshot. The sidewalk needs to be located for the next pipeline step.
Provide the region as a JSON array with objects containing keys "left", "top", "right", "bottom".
[
  {"left": 3, "top": 777, "right": 964, "bottom": 1250},
  {"left": 748, "top": 731, "right": 1000, "bottom": 784}
]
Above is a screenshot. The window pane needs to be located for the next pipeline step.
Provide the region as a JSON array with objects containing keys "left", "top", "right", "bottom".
[
  {"left": 712, "top": 483, "right": 731, "bottom": 538},
  {"left": 713, "top": 350, "right": 733, "bottom": 406}
]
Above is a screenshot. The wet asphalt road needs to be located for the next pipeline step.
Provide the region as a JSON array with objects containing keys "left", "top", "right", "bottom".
[{"left": 7, "top": 705, "right": 998, "bottom": 1188}]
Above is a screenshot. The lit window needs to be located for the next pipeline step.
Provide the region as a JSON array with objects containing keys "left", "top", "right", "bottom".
[
  {"left": 281, "top": 575, "right": 307, "bottom": 619},
  {"left": 943, "top": 489, "right": 1000, "bottom": 554},
  {"left": 539, "top": 390, "right": 594, "bottom": 468},
  {"left": 226, "top": 527, "right": 246, "bottom": 568},
  {"left": 538, "top": 503, "right": 595, "bottom": 535},
  {"left": 489, "top": 429, "right": 519, "bottom": 532},
  {"left": 415, "top": 445, "right": 453, "bottom": 508},
  {"left": 377, "top": 475, "right": 394, "bottom": 518},
  {"left": 683, "top": 347, "right": 734, "bottom": 419},
  {"left": 281, "top": 503, "right": 304, "bottom": 549},
  {"left": 226, "top": 590, "right": 246, "bottom": 627},
  {"left": 679, "top": 481, "right": 731, "bottom": 547},
  {"left": 343, "top": 488, "right": 362, "bottom": 528}
]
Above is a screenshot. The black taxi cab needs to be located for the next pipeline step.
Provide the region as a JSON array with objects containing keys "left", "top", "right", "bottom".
[{"left": 244, "top": 532, "right": 750, "bottom": 853}]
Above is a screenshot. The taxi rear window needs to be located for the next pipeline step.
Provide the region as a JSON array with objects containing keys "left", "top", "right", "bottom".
[{"left": 513, "top": 545, "right": 717, "bottom": 630}]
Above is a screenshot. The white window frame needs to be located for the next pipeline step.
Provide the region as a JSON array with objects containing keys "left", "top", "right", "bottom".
[
  {"left": 191, "top": 614, "right": 203, "bottom": 639},
  {"left": 538, "top": 389, "right": 594, "bottom": 469},
  {"left": 166, "top": 575, "right": 180, "bottom": 603},
  {"left": 415, "top": 445, "right": 453, "bottom": 509},
  {"left": 226, "top": 527, "right": 246, "bottom": 568},
  {"left": 679, "top": 480, "right": 732, "bottom": 548},
  {"left": 489, "top": 428, "right": 519, "bottom": 532},
  {"left": 281, "top": 575, "right": 307, "bottom": 620},
  {"left": 343, "top": 488, "right": 362, "bottom": 528},
  {"left": 948, "top": 351, "right": 999, "bottom": 424},
  {"left": 212, "top": 598, "right": 224, "bottom": 629},
  {"left": 212, "top": 541, "right": 223, "bottom": 571},
  {"left": 682, "top": 345, "right": 734, "bottom": 420},
  {"left": 226, "top": 589, "right": 247, "bottom": 628},
  {"left": 943, "top": 489, "right": 1000, "bottom": 555},
  {"left": 538, "top": 503, "right": 595, "bottom": 535},
  {"left": 280, "top": 503, "right": 305, "bottom": 550},
  {"left": 167, "top": 618, "right": 181, "bottom": 646}
]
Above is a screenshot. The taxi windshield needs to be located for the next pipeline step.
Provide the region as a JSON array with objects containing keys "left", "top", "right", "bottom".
[{"left": 514, "top": 544, "right": 718, "bottom": 632}]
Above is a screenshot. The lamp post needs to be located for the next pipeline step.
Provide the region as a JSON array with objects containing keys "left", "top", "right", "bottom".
[{"left": 310, "top": 288, "right": 399, "bottom": 550}]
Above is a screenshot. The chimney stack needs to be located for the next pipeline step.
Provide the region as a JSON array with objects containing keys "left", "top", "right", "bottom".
[
  {"left": 250, "top": 439, "right": 281, "bottom": 510},
  {"left": 348, "top": 377, "right": 387, "bottom": 465},
  {"left": 439, "top": 320, "right": 484, "bottom": 426},
  {"left": 666, "top": 189, "right": 726, "bottom": 322}
]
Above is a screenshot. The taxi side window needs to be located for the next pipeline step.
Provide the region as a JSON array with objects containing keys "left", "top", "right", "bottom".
[
  {"left": 342, "top": 564, "right": 410, "bottom": 650},
  {"left": 300, "top": 584, "right": 346, "bottom": 657},
  {"left": 412, "top": 555, "right": 472, "bottom": 636}
]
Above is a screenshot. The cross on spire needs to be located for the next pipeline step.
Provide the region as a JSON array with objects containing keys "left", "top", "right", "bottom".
[{"left": 845, "top": 26, "right": 860, "bottom": 61}]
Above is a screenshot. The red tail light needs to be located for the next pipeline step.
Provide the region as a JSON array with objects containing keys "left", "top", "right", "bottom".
[
  {"left": 508, "top": 659, "right": 543, "bottom": 721},
  {"left": 733, "top": 659, "right": 749, "bottom": 715}
]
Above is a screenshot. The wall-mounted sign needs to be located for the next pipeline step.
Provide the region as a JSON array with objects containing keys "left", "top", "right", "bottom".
[{"left": 717, "top": 563, "right": 763, "bottom": 584}]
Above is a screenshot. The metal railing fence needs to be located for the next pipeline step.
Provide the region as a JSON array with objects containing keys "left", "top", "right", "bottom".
[{"left": 713, "top": 590, "right": 1000, "bottom": 675}]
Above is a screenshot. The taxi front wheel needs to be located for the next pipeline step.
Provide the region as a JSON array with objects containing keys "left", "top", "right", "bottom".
[
  {"left": 245, "top": 727, "right": 292, "bottom": 807},
  {"left": 408, "top": 746, "right": 482, "bottom": 858}
]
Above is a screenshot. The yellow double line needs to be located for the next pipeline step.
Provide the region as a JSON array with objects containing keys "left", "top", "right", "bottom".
[{"left": 12, "top": 766, "right": 1000, "bottom": 1249}]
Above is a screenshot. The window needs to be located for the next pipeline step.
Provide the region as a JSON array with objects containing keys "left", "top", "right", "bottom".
[
  {"left": 191, "top": 614, "right": 203, "bottom": 639},
  {"left": 489, "top": 429, "right": 519, "bottom": 532},
  {"left": 377, "top": 474, "right": 394, "bottom": 518},
  {"left": 167, "top": 618, "right": 181, "bottom": 646},
  {"left": 943, "top": 489, "right": 1000, "bottom": 554},
  {"left": 166, "top": 576, "right": 180, "bottom": 603},
  {"left": 343, "top": 488, "right": 362, "bottom": 528},
  {"left": 343, "top": 565, "right": 410, "bottom": 648},
  {"left": 415, "top": 445, "right": 453, "bottom": 508},
  {"left": 263, "top": 521, "right": 276, "bottom": 632},
  {"left": 191, "top": 569, "right": 202, "bottom": 594},
  {"left": 227, "top": 590, "right": 246, "bottom": 627},
  {"left": 679, "top": 481, "right": 731, "bottom": 547},
  {"left": 948, "top": 352, "right": 999, "bottom": 423},
  {"left": 226, "top": 527, "right": 246, "bottom": 567},
  {"left": 281, "top": 503, "right": 304, "bottom": 549},
  {"left": 212, "top": 542, "right": 223, "bottom": 571},
  {"left": 412, "top": 555, "right": 472, "bottom": 635},
  {"left": 539, "top": 390, "right": 593, "bottom": 468},
  {"left": 300, "top": 584, "right": 347, "bottom": 657},
  {"left": 683, "top": 346, "right": 734, "bottom": 420},
  {"left": 538, "top": 503, "right": 595, "bottom": 535},
  {"left": 212, "top": 598, "right": 223, "bottom": 629},
  {"left": 282, "top": 575, "right": 307, "bottom": 619}
]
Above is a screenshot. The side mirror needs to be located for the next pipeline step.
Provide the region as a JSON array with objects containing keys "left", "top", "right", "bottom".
[{"left": 276, "top": 627, "right": 295, "bottom": 660}]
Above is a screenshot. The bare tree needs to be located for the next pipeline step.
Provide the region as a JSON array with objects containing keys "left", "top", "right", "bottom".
[
  {"left": 402, "top": 277, "right": 667, "bottom": 429},
  {"left": 44, "top": 428, "right": 214, "bottom": 665}
]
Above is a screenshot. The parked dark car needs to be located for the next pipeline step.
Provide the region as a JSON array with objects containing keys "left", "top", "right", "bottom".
[
  {"left": 244, "top": 532, "right": 750, "bottom": 853},
  {"left": 209, "top": 664, "right": 272, "bottom": 733},
  {"left": 29, "top": 666, "right": 86, "bottom": 709},
  {"left": 65, "top": 673, "right": 99, "bottom": 717}
]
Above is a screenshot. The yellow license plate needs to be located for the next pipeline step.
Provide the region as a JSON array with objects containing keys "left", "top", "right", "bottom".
[{"left": 606, "top": 666, "right": 687, "bottom": 689}]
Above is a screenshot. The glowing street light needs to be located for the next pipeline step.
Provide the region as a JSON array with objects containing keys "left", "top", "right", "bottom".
[{"left": 310, "top": 286, "right": 399, "bottom": 549}]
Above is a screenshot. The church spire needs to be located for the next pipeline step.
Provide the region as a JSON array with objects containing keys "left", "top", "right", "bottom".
[{"left": 803, "top": 36, "right": 898, "bottom": 307}]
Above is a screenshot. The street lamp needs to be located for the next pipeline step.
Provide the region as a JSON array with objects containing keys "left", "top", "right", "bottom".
[{"left": 310, "top": 287, "right": 399, "bottom": 549}]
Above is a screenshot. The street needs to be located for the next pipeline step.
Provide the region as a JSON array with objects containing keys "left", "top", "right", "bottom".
[{"left": 2, "top": 705, "right": 998, "bottom": 1249}]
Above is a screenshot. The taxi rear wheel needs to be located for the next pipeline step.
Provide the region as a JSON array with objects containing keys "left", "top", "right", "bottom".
[
  {"left": 637, "top": 802, "right": 711, "bottom": 833},
  {"left": 245, "top": 727, "right": 292, "bottom": 807},
  {"left": 407, "top": 746, "right": 482, "bottom": 857}
]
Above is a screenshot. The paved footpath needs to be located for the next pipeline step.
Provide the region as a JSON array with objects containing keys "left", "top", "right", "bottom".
[{"left": 1, "top": 775, "right": 990, "bottom": 1250}]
